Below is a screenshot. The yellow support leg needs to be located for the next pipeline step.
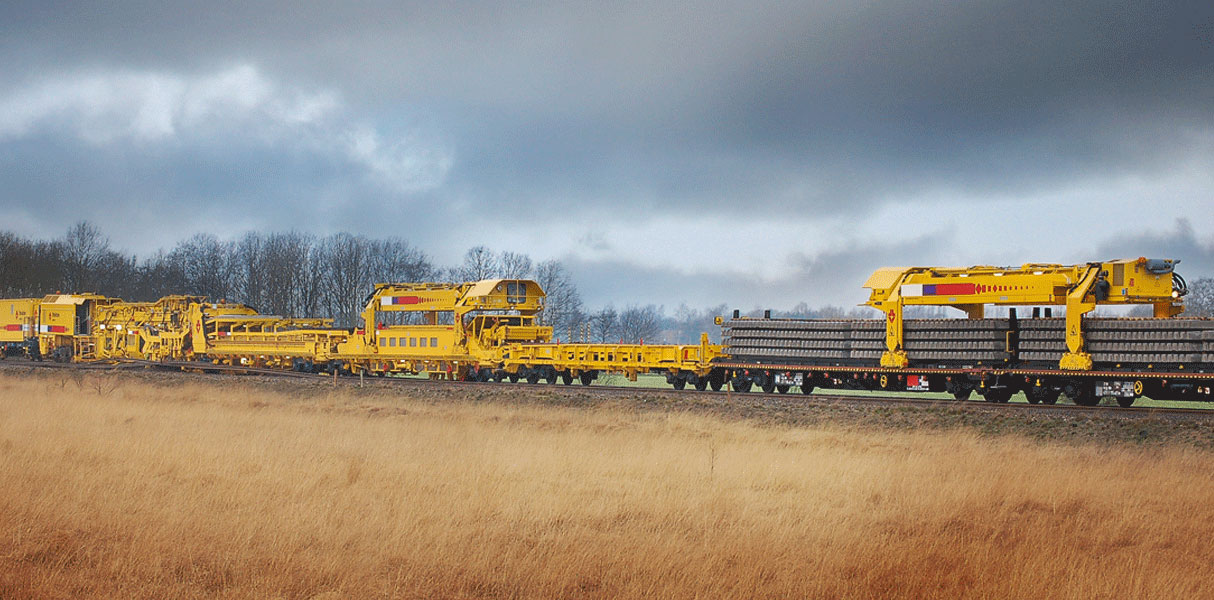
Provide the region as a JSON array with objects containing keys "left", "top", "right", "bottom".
[{"left": 880, "top": 350, "right": 909, "bottom": 368}]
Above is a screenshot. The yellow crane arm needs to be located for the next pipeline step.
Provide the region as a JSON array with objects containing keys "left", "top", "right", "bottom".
[{"left": 863, "top": 258, "right": 1184, "bottom": 370}]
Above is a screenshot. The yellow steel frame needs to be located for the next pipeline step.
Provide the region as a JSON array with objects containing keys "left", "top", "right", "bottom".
[
  {"left": 192, "top": 306, "right": 345, "bottom": 368},
  {"left": 499, "top": 333, "right": 722, "bottom": 380},
  {"left": 864, "top": 258, "right": 1183, "bottom": 370},
  {"left": 338, "top": 279, "right": 553, "bottom": 377}
]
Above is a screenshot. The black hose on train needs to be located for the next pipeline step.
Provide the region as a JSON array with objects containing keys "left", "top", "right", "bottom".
[{"left": 1174, "top": 272, "right": 1188, "bottom": 297}]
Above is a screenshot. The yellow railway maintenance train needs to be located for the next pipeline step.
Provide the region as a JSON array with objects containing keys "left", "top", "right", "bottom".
[
  {"left": 0, "top": 278, "right": 724, "bottom": 388},
  {"left": 2, "top": 257, "right": 1212, "bottom": 406}
]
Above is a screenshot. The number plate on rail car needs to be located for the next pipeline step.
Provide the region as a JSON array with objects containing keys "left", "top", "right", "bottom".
[
  {"left": 1094, "top": 381, "right": 1136, "bottom": 398},
  {"left": 774, "top": 373, "right": 803, "bottom": 386}
]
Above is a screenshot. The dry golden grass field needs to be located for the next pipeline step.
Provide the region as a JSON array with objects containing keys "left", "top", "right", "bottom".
[{"left": 2, "top": 370, "right": 1213, "bottom": 599}]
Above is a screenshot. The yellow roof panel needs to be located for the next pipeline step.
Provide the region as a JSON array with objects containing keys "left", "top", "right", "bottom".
[{"left": 863, "top": 268, "right": 908, "bottom": 290}]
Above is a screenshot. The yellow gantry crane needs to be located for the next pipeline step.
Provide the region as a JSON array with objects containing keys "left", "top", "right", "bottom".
[{"left": 863, "top": 258, "right": 1185, "bottom": 370}]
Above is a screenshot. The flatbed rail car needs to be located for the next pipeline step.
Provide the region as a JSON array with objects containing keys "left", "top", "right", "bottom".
[
  {"left": 715, "top": 258, "right": 1212, "bottom": 406},
  {"left": 714, "top": 317, "right": 1214, "bottom": 406},
  {"left": 495, "top": 334, "right": 723, "bottom": 387}
]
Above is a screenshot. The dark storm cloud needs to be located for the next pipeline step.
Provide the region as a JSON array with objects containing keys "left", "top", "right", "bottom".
[
  {"left": 2, "top": 1, "right": 1211, "bottom": 220},
  {"left": 566, "top": 231, "right": 947, "bottom": 310},
  {"left": 1, "top": 1, "right": 1212, "bottom": 313},
  {"left": 1095, "top": 219, "right": 1214, "bottom": 279}
]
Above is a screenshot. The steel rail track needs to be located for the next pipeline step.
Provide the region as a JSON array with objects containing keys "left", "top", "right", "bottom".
[{"left": 2, "top": 358, "right": 1211, "bottom": 420}]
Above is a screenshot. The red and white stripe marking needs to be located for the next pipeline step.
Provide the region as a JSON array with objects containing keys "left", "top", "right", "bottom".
[{"left": 382, "top": 296, "right": 424, "bottom": 306}]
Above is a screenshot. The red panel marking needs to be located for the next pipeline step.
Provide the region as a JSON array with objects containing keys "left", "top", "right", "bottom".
[
  {"left": 49, "top": 325, "right": 67, "bottom": 333},
  {"left": 935, "top": 283, "right": 976, "bottom": 295},
  {"left": 4, "top": 324, "right": 21, "bottom": 331},
  {"left": 391, "top": 296, "right": 423, "bottom": 305}
]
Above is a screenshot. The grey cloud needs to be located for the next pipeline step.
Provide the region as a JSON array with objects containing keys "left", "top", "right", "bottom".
[
  {"left": 2, "top": 1, "right": 1210, "bottom": 219},
  {"left": 565, "top": 231, "right": 948, "bottom": 310},
  {"left": 1, "top": 0, "right": 1211, "bottom": 311},
  {"left": 1095, "top": 219, "right": 1214, "bottom": 280}
]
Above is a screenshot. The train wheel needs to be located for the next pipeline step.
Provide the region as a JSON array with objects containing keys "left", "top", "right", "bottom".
[
  {"left": 694, "top": 379, "right": 708, "bottom": 391},
  {"left": 561, "top": 372, "right": 573, "bottom": 385},
  {"left": 1041, "top": 391, "right": 1059, "bottom": 405},
  {"left": 709, "top": 379, "right": 723, "bottom": 392},
  {"left": 982, "top": 388, "right": 1012, "bottom": 403},
  {"left": 1116, "top": 397, "right": 1136, "bottom": 408},
  {"left": 477, "top": 368, "right": 492, "bottom": 382},
  {"left": 525, "top": 370, "right": 541, "bottom": 384},
  {"left": 776, "top": 385, "right": 790, "bottom": 394},
  {"left": 579, "top": 372, "right": 596, "bottom": 386},
  {"left": 1069, "top": 387, "right": 1099, "bottom": 407},
  {"left": 800, "top": 384, "right": 814, "bottom": 395},
  {"left": 545, "top": 372, "right": 558, "bottom": 385},
  {"left": 494, "top": 371, "right": 506, "bottom": 383},
  {"left": 672, "top": 379, "right": 686, "bottom": 390},
  {"left": 945, "top": 379, "right": 971, "bottom": 401},
  {"left": 509, "top": 373, "right": 520, "bottom": 383},
  {"left": 731, "top": 379, "right": 752, "bottom": 393},
  {"left": 1025, "top": 388, "right": 1047, "bottom": 405}
]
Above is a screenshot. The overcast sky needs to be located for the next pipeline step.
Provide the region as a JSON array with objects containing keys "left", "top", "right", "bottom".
[{"left": 2, "top": 2, "right": 1212, "bottom": 311}]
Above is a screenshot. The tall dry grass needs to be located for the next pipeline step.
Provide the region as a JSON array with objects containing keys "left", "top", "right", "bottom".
[{"left": 1, "top": 372, "right": 1213, "bottom": 599}]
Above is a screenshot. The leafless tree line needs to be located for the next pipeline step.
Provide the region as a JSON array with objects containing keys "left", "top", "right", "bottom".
[
  {"left": 15, "top": 222, "right": 1207, "bottom": 344},
  {"left": 0, "top": 223, "right": 588, "bottom": 336}
]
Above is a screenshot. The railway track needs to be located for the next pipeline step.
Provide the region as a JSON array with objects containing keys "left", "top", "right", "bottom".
[{"left": 3, "top": 358, "right": 1211, "bottom": 422}]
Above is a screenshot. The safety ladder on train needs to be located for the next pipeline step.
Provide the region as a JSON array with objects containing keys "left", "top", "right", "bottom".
[{"left": 74, "top": 337, "right": 97, "bottom": 361}]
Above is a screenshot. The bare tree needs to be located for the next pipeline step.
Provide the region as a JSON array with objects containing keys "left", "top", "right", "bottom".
[
  {"left": 232, "top": 232, "right": 267, "bottom": 310},
  {"left": 1186, "top": 278, "right": 1214, "bottom": 317},
  {"left": 170, "top": 233, "right": 237, "bottom": 301},
  {"left": 592, "top": 305, "right": 619, "bottom": 342},
  {"left": 61, "top": 221, "right": 110, "bottom": 292},
  {"left": 0, "top": 232, "right": 64, "bottom": 296},
  {"left": 134, "top": 250, "right": 187, "bottom": 300},
  {"left": 618, "top": 305, "right": 661, "bottom": 343},
  {"left": 458, "top": 245, "right": 500, "bottom": 281},
  {"left": 260, "top": 232, "right": 314, "bottom": 316},
  {"left": 658, "top": 302, "right": 728, "bottom": 344},
  {"left": 371, "top": 238, "right": 435, "bottom": 283},
  {"left": 499, "top": 251, "right": 533, "bottom": 279},
  {"left": 535, "top": 259, "right": 584, "bottom": 337},
  {"left": 318, "top": 233, "right": 373, "bottom": 326},
  {"left": 297, "top": 242, "right": 327, "bottom": 318}
]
